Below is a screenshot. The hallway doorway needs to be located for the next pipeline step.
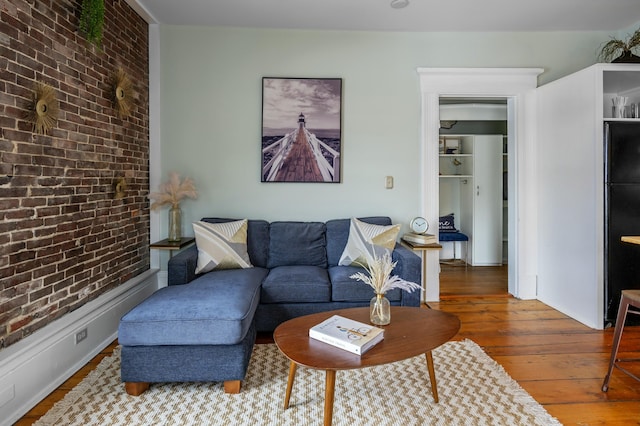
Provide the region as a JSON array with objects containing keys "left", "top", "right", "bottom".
[{"left": 418, "top": 67, "right": 543, "bottom": 301}]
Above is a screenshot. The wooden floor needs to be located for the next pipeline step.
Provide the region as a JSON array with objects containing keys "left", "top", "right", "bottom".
[{"left": 16, "top": 265, "right": 640, "bottom": 425}]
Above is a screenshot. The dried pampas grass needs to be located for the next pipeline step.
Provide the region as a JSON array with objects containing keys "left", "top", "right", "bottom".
[{"left": 148, "top": 172, "right": 198, "bottom": 210}]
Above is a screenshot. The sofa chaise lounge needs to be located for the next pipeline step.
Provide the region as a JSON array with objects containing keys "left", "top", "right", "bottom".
[{"left": 118, "top": 216, "right": 421, "bottom": 395}]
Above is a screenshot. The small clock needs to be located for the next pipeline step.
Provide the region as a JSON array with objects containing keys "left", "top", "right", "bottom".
[{"left": 410, "top": 217, "right": 429, "bottom": 234}]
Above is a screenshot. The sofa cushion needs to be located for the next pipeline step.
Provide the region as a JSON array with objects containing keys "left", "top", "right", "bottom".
[
  {"left": 267, "top": 221, "right": 327, "bottom": 268},
  {"left": 193, "top": 219, "right": 252, "bottom": 273},
  {"left": 261, "top": 265, "right": 331, "bottom": 303},
  {"left": 118, "top": 267, "right": 267, "bottom": 346},
  {"left": 202, "top": 218, "right": 270, "bottom": 268},
  {"left": 338, "top": 218, "right": 400, "bottom": 267},
  {"left": 326, "top": 217, "right": 392, "bottom": 266},
  {"left": 329, "top": 265, "right": 402, "bottom": 303}
]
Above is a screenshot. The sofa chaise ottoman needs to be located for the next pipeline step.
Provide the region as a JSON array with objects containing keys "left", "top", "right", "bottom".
[{"left": 118, "top": 216, "right": 421, "bottom": 395}]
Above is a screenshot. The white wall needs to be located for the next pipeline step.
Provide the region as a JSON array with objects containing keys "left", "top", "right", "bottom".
[{"left": 156, "top": 26, "right": 608, "bottom": 239}]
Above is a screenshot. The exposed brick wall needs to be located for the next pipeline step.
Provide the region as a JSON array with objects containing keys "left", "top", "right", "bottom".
[{"left": 0, "top": 0, "right": 150, "bottom": 349}]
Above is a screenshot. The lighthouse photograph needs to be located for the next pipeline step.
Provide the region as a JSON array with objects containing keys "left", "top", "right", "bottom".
[{"left": 261, "top": 77, "right": 342, "bottom": 183}]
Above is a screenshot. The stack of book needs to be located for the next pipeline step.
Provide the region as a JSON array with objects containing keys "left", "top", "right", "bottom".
[
  {"left": 309, "top": 315, "right": 384, "bottom": 355},
  {"left": 402, "top": 232, "right": 437, "bottom": 245}
]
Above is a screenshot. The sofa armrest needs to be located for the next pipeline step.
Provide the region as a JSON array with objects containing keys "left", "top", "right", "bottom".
[
  {"left": 167, "top": 245, "right": 199, "bottom": 286},
  {"left": 392, "top": 243, "right": 422, "bottom": 307}
]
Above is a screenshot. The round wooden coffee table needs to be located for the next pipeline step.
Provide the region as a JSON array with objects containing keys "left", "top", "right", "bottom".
[{"left": 273, "top": 306, "right": 460, "bottom": 426}]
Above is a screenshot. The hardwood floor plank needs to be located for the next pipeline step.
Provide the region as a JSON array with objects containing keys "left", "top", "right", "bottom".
[
  {"left": 544, "top": 401, "right": 640, "bottom": 425},
  {"left": 492, "top": 352, "right": 610, "bottom": 381},
  {"left": 475, "top": 334, "right": 611, "bottom": 355},
  {"left": 522, "top": 378, "right": 640, "bottom": 404}
]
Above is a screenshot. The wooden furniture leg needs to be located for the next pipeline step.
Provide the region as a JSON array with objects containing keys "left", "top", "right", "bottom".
[
  {"left": 223, "top": 380, "right": 241, "bottom": 394},
  {"left": 324, "top": 370, "right": 336, "bottom": 426},
  {"left": 284, "top": 361, "right": 297, "bottom": 409},
  {"left": 603, "top": 291, "right": 634, "bottom": 391},
  {"left": 422, "top": 251, "right": 427, "bottom": 304},
  {"left": 125, "top": 382, "right": 149, "bottom": 396},
  {"left": 425, "top": 351, "right": 439, "bottom": 403}
]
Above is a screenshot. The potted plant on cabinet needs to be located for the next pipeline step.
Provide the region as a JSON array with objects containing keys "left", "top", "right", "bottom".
[{"left": 598, "top": 27, "right": 640, "bottom": 63}]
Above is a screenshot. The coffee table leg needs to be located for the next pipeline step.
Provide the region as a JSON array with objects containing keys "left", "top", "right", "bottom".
[
  {"left": 324, "top": 370, "right": 336, "bottom": 426},
  {"left": 284, "top": 361, "right": 297, "bottom": 409},
  {"left": 425, "top": 351, "right": 439, "bottom": 403}
]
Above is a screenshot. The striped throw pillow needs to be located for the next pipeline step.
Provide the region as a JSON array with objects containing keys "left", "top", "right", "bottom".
[
  {"left": 338, "top": 218, "right": 400, "bottom": 267},
  {"left": 193, "top": 219, "right": 253, "bottom": 274}
]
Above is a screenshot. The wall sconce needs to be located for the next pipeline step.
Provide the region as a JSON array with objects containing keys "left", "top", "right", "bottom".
[
  {"left": 111, "top": 68, "right": 133, "bottom": 118},
  {"left": 26, "top": 82, "right": 59, "bottom": 134},
  {"left": 114, "top": 177, "right": 127, "bottom": 199}
]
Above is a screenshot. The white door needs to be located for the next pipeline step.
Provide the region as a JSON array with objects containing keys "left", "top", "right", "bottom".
[{"left": 472, "top": 135, "right": 503, "bottom": 265}]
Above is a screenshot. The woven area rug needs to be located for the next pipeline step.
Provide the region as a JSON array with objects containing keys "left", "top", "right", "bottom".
[{"left": 35, "top": 339, "right": 560, "bottom": 425}]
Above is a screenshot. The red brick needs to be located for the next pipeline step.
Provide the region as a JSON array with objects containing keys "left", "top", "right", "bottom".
[
  {"left": 9, "top": 315, "right": 32, "bottom": 332},
  {"left": 5, "top": 208, "right": 35, "bottom": 220},
  {"left": 0, "top": 199, "right": 20, "bottom": 209}
]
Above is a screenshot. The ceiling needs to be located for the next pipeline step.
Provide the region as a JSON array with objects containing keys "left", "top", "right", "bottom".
[{"left": 133, "top": 0, "right": 640, "bottom": 32}]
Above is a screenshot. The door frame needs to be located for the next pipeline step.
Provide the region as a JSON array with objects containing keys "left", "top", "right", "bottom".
[{"left": 417, "top": 68, "right": 543, "bottom": 301}]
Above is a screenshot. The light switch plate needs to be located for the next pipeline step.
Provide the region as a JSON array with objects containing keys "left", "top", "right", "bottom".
[{"left": 385, "top": 176, "right": 394, "bottom": 189}]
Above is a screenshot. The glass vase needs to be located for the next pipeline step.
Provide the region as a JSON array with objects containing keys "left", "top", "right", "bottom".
[
  {"left": 370, "top": 293, "right": 391, "bottom": 325},
  {"left": 167, "top": 206, "right": 182, "bottom": 242}
]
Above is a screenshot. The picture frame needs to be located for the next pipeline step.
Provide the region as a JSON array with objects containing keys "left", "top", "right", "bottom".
[{"left": 261, "top": 77, "right": 342, "bottom": 183}]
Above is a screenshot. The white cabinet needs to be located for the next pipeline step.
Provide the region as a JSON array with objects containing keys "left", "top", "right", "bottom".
[
  {"left": 439, "top": 134, "right": 503, "bottom": 266},
  {"left": 536, "top": 63, "right": 640, "bottom": 330}
]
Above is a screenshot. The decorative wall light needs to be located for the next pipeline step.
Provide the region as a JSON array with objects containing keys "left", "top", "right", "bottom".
[
  {"left": 114, "top": 177, "right": 127, "bottom": 199},
  {"left": 26, "top": 82, "right": 59, "bottom": 134},
  {"left": 111, "top": 68, "right": 133, "bottom": 118}
]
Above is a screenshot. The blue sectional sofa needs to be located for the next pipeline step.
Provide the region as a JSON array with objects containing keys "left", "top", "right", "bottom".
[{"left": 118, "top": 216, "right": 421, "bottom": 395}]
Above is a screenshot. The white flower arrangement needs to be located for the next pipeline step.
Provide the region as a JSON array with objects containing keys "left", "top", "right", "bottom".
[{"left": 350, "top": 251, "right": 421, "bottom": 295}]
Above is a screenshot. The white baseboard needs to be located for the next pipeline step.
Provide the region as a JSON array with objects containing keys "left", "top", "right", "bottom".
[
  {"left": 0, "top": 269, "right": 160, "bottom": 426},
  {"left": 157, "top": 270, "right": 168, "bottom": 288},
  {"left": 518, "top": 273, "right": 538, "bottom": 300}
]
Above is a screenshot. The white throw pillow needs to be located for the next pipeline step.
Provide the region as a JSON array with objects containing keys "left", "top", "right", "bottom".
[
  {"left": 338, "top": 218, "right": 400, "bottom": 267},
  {"left": 193, "top": 220, "right": 253, "bottom": 274}
]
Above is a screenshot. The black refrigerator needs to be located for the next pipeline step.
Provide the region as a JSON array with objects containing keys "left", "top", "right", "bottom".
[{"left": 604, "top": 121, "right": 640, "bottom": 325}]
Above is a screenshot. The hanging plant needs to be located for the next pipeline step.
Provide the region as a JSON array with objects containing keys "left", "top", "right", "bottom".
[
  {"left": 25, "top": 82, "right": 59, "bottom": 134},
  {"left": 110, "top": 68, "right": 133, "bottom": 118},
  {"left": 79, "top": 0, "right": 105, "bottom": 49},
  {"left": 598, "top": 27, "right": 640, "bottom": 63}
]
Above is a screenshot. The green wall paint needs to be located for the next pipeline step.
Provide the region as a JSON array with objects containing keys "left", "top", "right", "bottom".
[{"left": 159, "top": 25, "right": 611, "bottom": 231}]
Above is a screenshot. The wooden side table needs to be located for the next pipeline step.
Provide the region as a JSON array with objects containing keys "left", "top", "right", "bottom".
[
  {"left": 150, "top": 237, "right": 195, "bottom": 258},
  {"left": 400, "top": 238, "right": 442, "bottom": 304}
]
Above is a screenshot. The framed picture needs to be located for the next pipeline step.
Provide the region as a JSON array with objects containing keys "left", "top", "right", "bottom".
[{"left": 261, "top": 77, "right": 342, "bottom": 183}]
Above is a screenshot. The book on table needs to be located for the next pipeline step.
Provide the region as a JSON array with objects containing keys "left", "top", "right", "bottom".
[
  {"left": 402, "top": 232, "right": 437, "bottom": 245},
  {"left": 309, "top": 315, "right": 384, "bottom": 355}
]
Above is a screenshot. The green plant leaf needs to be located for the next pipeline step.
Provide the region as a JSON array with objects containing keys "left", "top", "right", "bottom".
[{"left": 79, "top": 0, "right": 105, "bottom": 48}]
